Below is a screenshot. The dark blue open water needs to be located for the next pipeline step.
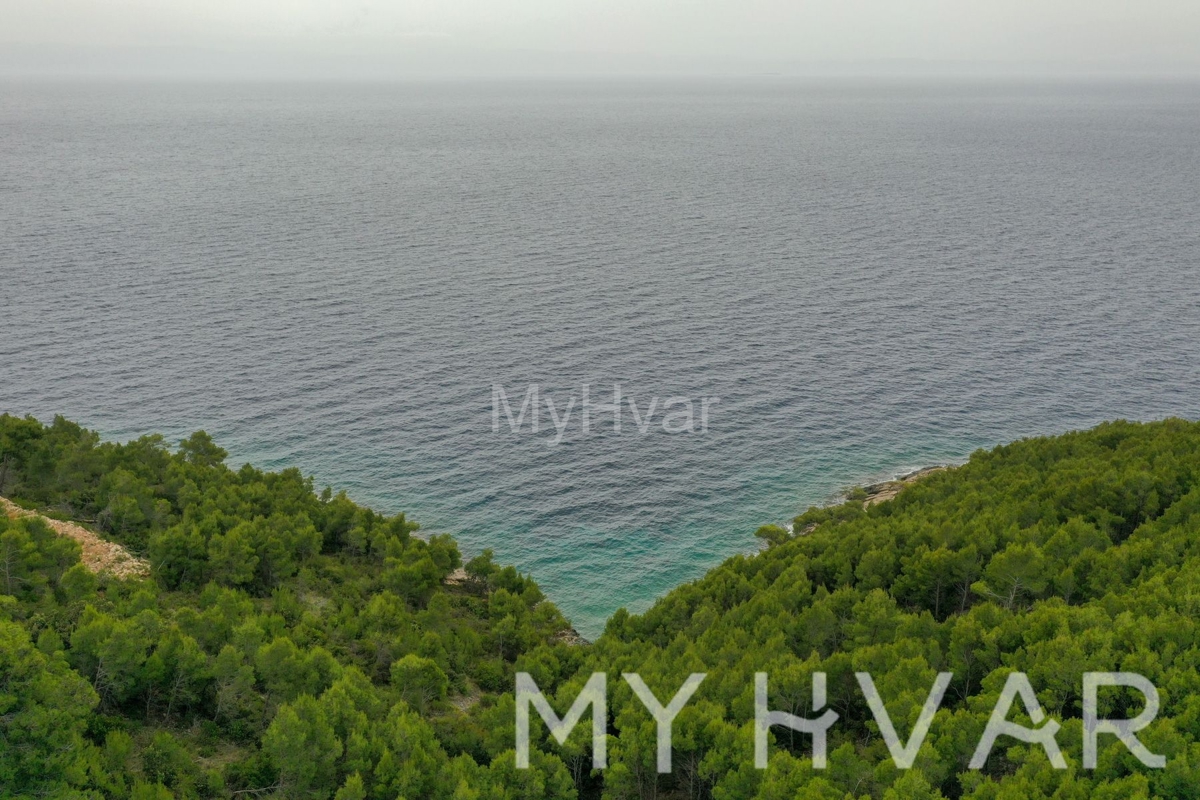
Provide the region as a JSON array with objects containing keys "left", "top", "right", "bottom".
[{"left": 3, "top": 79, "right": 1199, "bottom": 637}]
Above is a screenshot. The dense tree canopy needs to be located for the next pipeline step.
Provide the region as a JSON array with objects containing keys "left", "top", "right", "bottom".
[
  {"left": 0, "top": 414, "right": 576, "bottom": 799},
  {"left": 2, "top": 413, "right": 1200, "bottom": 799}
]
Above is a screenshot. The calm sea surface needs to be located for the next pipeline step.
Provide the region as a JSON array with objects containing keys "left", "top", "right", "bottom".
[{"left": 3, "top": 79, "right": 1199, "bottom": 637}]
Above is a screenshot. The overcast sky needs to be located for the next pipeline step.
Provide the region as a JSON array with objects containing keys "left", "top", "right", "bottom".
[{"left": 4, "top": 0, "right": 1200, "bottom": 78}]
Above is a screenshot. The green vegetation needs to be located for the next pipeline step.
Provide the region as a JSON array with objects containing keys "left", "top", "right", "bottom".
[
  {"left": 3, "top": 414, "right": 1200, "bottom": 799},
  {"left": 0, "top": 414, "right": 581, "bottom": 799}
]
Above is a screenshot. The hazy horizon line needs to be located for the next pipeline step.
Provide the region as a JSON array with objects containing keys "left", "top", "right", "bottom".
[{"left": 4, "top": 41, "right": 1200, "bottom": 82}]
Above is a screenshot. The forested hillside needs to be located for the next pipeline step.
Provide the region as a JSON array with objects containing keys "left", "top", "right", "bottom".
[
  {"left": 567, "top": 417, "right": 1200, "bottom": 800},
  {"left": 0, "top": 414, "right": 583, "bottom": 799},
  {"left": 3, "top": 415, "right": 1200, "bottom": 799}
]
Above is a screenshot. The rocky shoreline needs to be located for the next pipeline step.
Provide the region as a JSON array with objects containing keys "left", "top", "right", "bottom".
[
  {"left": 858, "top": 465, "right": 949, "bottom": 507},
  {"left": 782, "top": 464, "right": 952, "bottom": 539}
]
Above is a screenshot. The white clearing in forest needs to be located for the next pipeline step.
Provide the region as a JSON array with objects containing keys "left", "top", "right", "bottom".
[{"left": 1, "top": 496, "right": 151, "bottom": 579}]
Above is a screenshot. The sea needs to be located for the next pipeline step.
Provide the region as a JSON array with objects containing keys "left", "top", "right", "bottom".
[{"left": 2, "top": 78, "right": 1199, "bottom": 638}]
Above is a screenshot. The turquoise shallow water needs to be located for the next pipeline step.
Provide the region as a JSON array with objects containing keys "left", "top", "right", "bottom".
[{"left": 3, "top": 79, "right": 1199, "bottom": 638}]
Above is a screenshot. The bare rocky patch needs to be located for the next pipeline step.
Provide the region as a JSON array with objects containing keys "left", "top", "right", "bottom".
[
  {"left": 860, "top": 465, "right": 949, "bottom": 508},
  {"left": 1, "top": 496, "right": 151, "bottom": 579}
]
